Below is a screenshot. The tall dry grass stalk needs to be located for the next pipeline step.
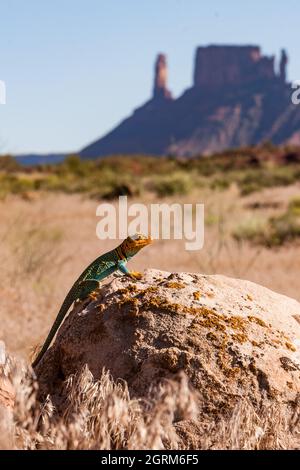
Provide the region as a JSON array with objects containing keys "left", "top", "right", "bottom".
[
  {"left": 2, "top": 363, "right": 198, "bottom": 450},
  {"left": 1, "top": 359, "right": 300, "bottom": 450}
]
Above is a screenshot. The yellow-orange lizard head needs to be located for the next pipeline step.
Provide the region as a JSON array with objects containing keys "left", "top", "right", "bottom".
[{"left": 119, "top": 233, "right": 152, "bottom": 258}]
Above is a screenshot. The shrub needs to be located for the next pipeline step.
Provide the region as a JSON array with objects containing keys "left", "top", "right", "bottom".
[
  {"left": 0, "top": 155, "right": 20, "bottom": 172},
  {"left": 0, "top": 174, "right": 35, "bottom": 198},
  {"left": 233, "top": 201, "right": 300, "bottom": 248},
  {"left": 266, "top": 212, "right": 300, "bottom": 247},
  {"left": 152, "top": 173, "right": 193, "bottom": 197},
  {"left": 238, "top": 167, "right": 298, "bottom": 196},
  {"left": 288, "top": 197, "right": 300, "bottom": 216},
  {"left": 233, "top": 218, "right": 267, "bottom": 244}
]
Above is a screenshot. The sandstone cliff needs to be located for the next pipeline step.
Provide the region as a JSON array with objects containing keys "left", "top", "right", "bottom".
[
  {"left": 80, "top": 45, "right": 300, "bottom": 158},
  {"left": 153, "top": 53, "right": 172, "bottom": 101}
]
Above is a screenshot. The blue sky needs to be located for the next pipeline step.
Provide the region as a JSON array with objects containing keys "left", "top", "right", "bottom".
[{"left": 0, "top": 0, "right": 299, "bottom": 154}]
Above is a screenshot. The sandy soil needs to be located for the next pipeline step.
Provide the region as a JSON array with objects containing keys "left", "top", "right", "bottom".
[{"left": 0, "top": 184, "right": 299, "bottom": 358}]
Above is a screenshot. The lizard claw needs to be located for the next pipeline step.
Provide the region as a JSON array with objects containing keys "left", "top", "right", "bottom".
[
  {"left": 129, "top": 271, "right": 143, "bottom": 281},
  {"left": 88, "top": 286, "right": 102, "bottom": 301},
  {"left": 88, "top": 292, "right": 98, "bottom": 300}
]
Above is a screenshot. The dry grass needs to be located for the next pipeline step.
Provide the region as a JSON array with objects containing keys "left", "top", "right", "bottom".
[
  {"left": 1, "top": 358, "right": 299, "bottom": 450},
  {"left": 1, "top": 180, "right": 300, "bottom": 450},
  {"left": 2, "top": 358, "right": 198, "bottom": 450},
  {"left": 1, "top": 184, "right": 300, "bottom": 359}
]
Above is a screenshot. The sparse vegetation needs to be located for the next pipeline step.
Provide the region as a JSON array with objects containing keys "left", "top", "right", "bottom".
[
  {"left": 233, "top": 197, "right": 300, "bottom": 247},
  {"left": 1, "top": 361, "right": 299, "bottom": 450},
  {"left": 1, "top": 145, "right": 300, "bottom": 450},
  {"left": 152, "top": 173, "right": 194, "bottom": 197},
  {"left": 1, "top": 362, "right": 198, "bottom": 450},
  {"left": 0, "top": 145, "right": 300, "bottom": 200}
]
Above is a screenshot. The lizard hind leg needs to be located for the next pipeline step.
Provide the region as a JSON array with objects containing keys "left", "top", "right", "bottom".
[{"left": 77, "top": 279, "right": 101, "bottom": 301}]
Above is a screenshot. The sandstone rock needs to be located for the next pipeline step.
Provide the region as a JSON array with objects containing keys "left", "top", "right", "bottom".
[
  {"left": 280, "top": 49, "right": 288, "bottom": 83},
  {"left": 153, "top": 53, "right": 172, "bottom": 100},
  {"left": 80, "top": 45, "right": 297, "bottom": 158},
  {"left": 36, "top": 270, "right": 300, "bottom": 419},
  {"left": 193, "top": 45, "right": 276, "bottom": 89}
]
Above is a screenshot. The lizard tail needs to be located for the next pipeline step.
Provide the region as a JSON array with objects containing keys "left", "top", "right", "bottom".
[
  {"left": 30, "top": 343, "right": 42, "bottom": 363},
  {"left": 31, "top": 321, "right": 59, "bottom": 368},
  {"left": 31, "top": 292, "right": 75, "bottom": 368}
]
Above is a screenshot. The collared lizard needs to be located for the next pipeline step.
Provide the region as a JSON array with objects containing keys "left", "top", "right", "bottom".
[{"left": 32, "top": 233, "right": 151, "bottom": 368}]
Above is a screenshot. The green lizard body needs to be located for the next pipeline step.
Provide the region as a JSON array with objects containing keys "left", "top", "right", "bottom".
[{"left": 32, "top": 233, "right": 151, "bottom": 368}]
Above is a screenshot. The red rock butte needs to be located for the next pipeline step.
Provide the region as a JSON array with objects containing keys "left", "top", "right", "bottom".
[
  {"left": 193, "top": 45, "right": 278, "bottom": 88},
  {"left": 80, "top": 44, "right": 300, "bottom": 158},
  {"left": 153, "top": 53, "right": 172, "bottom": 100}
]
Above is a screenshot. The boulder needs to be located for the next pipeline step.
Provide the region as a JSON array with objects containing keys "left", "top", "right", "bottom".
[{"left": 36, "top": 269, "right": 300, "bottom": 415}]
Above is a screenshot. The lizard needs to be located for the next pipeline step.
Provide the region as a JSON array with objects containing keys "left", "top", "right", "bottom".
[{"left": 32, "top": 233, "right": 152, "bottom": 368}]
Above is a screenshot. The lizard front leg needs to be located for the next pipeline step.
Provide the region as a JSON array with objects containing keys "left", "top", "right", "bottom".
[{"left": 117, "top": 261, "right": 143, "bottom": 280}]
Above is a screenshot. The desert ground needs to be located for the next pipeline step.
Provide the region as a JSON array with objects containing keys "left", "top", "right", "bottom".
[
  {"left": 1, "top": 150, "right": 300, "bottom": 450},
  {"left": 0, "top": 182, "right": 299, "bottom": 360}
]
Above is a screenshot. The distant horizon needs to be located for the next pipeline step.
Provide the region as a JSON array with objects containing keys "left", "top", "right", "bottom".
[
  {"left": 10, "top": 43, "right": 291, "bottom": 158},
  {"left": 0, "top": 0, "right": 299, "bottom": 154}
]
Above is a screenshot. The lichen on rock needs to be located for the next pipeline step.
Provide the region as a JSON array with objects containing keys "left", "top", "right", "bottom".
[{"left": 35, "top": 269, "right": 300, "bottom": 419}]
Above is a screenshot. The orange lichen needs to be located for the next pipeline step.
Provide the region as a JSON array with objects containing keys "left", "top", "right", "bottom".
[
  {"left": 165, "top": 281, "right": 186, "bottom": 289},
  {"left": 144, "top": 286, "right": 159, "bottom": 293},
  {"left": 206, "top": 331, "right": 218, "bottom": 342},
  {"left": 232, "top": 333, "right": 247, "bottom": 344},
  {"left": 216, "top": 335, "right": 241, "bottom": 378},
  {"left": 248, "top": 316, "right": 267, "bottom": 328},
  {"left": 193, "top": 291, "right": 202, "bottom": 300},
  {"left": 226, "top": 316, "right": 247, "bottom": 331},
  {"left": 142, "top": 296, "right": 182, "bottom": 314},
  {"left": 117, "top": 284, "right": 138, "bottom": 296},
  {"left": 119, "top": 297, "right": 140, "bottom": 317},
  {"left": 285, "top": 342, "right": 296, "bottom": 352}
]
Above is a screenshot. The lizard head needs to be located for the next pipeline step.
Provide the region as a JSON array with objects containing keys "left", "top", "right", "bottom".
[{"left": 120, "top": 233, "right": 152, "bottom": 258}]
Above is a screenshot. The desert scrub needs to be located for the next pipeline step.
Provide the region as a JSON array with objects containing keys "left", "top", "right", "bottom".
[
  {"left": 0, "top": 174, "right": 35, "bottom": 199},
  {"left": 233, "top": 217, "right": 267, "bottom": 245},
  {"left": 152, "top": 172, "right": 194, "bottom": 197},
  {"left": 237, "top": 167, "right": 299, "bottom": 196},
  {"left": 265, "top": 212, "right": 300, "bottom": 247},
  {"left": 233, "top": 203, "right": 300, "bottom": 247},
  {"left": 0, "top": 155, "right": 21, "bottom": 172},
  {"left": 210, "top": 176, "right": 231, "bottom": 191},
  {"left": 1, "top": 148, "right": 300, "bottom": 199},
  {"left": 288, "top": 196, "right": 300, "bottom": 216}
]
